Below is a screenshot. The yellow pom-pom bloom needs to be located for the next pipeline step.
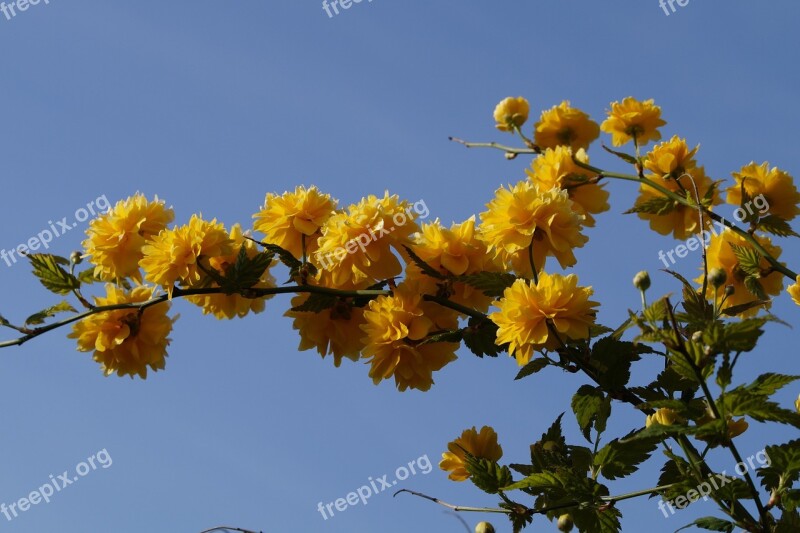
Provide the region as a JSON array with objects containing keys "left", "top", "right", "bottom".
[
  {"left": 494, "top": 96, "right": 530, "bottom": 132},
  {"left": 526, "top": 147, "right": 610, "bottom": 227},
  {"left": 480, "top": 181, "right": 588, "bottom": 277},
  {"left": 635, "top": 166, "right": 721, "bottom": 240},
  {"left": 726, "top": 162, "right": 800, "bottom": 222},
  {"left": 140, "top": 215, "right": 233, "bottom": 297},
  {"left": 68, "top": 284, "right": 175, "bottom": 378},
  {"left": 643, "top": 136, "right": 699, "bottom": 178},
  {"left": 315, "top": 192, "right": 419, "bottom": 287},
  {"left": 600, "top": 97, "right": 666, "bottom": 147},
  {"left": 439, "top": 426, "right": 503, "bottom": 482},
  {"left": 697, "top": 229, "right": 783, "bottom": 316},
  {"left": 788, "top": 276, "right": 800, "bottom": 307},
  {"left": 646, "top": 408, "right": 682, "bottom": 428},
  {"left": 83, "top": 194, "right": 174, "bottom": 282},
  {"left": 490, "top": 273, "right": 598, "bottom": 366},
  {"left": 360, "top": 281, "right": 458, "bottom": 391},
  {"left": 252, "top": 185, "right": 337, "bottom": 260},
  {"left": 406, "top": 217, "right": 500, "bottom": 312},
  {"left": 184, "top": 224, "right": 276, "bottom": 319},
  {"left": 534, "top": 101, "right": 600, "bottom": 151}
]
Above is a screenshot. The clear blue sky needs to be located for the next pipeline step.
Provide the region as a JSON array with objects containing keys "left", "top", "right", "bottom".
[{"left": 1, "top": 1, "right": 799, "bottom": 532}]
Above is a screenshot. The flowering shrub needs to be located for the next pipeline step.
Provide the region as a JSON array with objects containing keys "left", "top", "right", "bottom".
[{"left": 1, "top": 96, "right": 799, "bottom": 532}]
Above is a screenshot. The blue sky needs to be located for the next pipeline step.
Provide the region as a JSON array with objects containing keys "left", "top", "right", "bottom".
[{"left": 1, "top": 1, "right": 799, "bottom": 532}]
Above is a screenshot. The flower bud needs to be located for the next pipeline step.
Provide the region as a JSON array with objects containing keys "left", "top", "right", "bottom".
[
  {"left": 796, "top": 393, "right": 800, "bottom": 414},
  {"left": 633, "top": 271, "right": 651, "bottom": 291},
  {"left": 557, "top": 514, "right": 574, "bottom": 532},
  {"left": 724, "top": 285, "right": 735, "bottom": 296},
  {"left": 70, "top": 251, "right": 83, "bottom": 265},
  {"left": 646, "top": 408, "right": 682, "bottom": 428},
  {"left": 505, "top": 152, "right": 518, "bottom": 160},
  {"left": 475, "top": 522, "right": 496, "bottom": 533},
  {"left": 708, "top": 268, "right": 727, "bottom": 288}
]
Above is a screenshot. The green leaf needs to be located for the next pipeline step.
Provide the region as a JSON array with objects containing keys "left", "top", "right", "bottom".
[
  {"left": 514, "top": 357, "right": 549, "bottom": 380},
  {"left": 744, "top": 275, "right": 768, "bottom": 300},
  {"left": 290, "top": 293, "right": 337, "bottom": 313},
  {"left": 24, "top": 301, "right": 77, "bottom": 326},
  {"left": 602, "top": 144, "right": 638, "bottom": 165},
  {"left": 461, "top": 451, "right": 513, "bottom": 494},
  {"left": 457, "top": 271, "right": 517, "bottom": 297},
  {"left": 624, "top": 196, "right": 676, "bottom": 216},
  {"left": 744, "top": 373, "right": 800, "bottom": 397},
  {"left": 729, "top": 243, "right": 762, "bottom": 278},
  {"left": 247, "top": 237, "right": 301, "bottom": 270},
  {"left": 571, "top": 385, "right": 611, "bottom": 442},
  {"left": 722, "top": 390, "right": 800, "bottom": 428},
  {"left": 225, "top": 246, "right": 273, "bottom": 291},
  {"left": 593, "top": 430, "right": 658, "bottom": 480},
  {"left": 676, "top": 517, "right": 735, "bottom": 532},
  {"left": 758, "top": 215, "right": 799, "bottom": 237},
  {"left": 720, "top": 299, "right": 770, "bottom": 317},
  {"left": 620, "top": 423, "right": 695, "bottom": 442},
  {"left": 590, "top": 336, "right": 650, "bottom": 391},
  {"left": 77, "top": 268, "right": 100, "bottom": 284},
  {"left": 758, "top": 439, "right": 800, "bottom": 491},
  {"left": 28, "top": 254, "right": 81, "bottom": 295},
  {"left": 402, "top": 245, "right": 445, "bottom": 280},
  {"left": 463, "top": 317, "right": 505, "bottom": 357},
  {"left": 501, "top": 470, "right": 564, "bottom": 492},
  {"left": 775, "top": 510, "right": 800, "bottom": 533}
]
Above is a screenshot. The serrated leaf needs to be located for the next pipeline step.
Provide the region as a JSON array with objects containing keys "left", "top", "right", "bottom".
[
  {"left": 721, "top": 390, "right": 800, "bottom": 427},
  {"left": 729, "top": 243, "right": 762, "bottom": 278},
  {"left": 77, "top": 268, "right": 100, "bottom": 284},
  {"left": 775, "top": 510, "right": 800, "bottom": 533},
  {"left": 514, "top": 358, "right": 549, "bottom": 380},
  {"left": 744, "top": 275, "right": 768, "bottom": 300},
  {"left": 25, "top": 301, "right": 77, "bottom": 326},
  {"left": 457, "top": 271, "right": 517, "bottom": 297},
  {"left": 28, "top": 254, "right": 80, "bottom": 295},
  {"left": 246, "top": 237, "right": 301, "bottom": 270},
  {"left": 744, "top": 373, "right": 800, "bottom": 397},
  {"left": 461, "top": 451, "right": 513, "bottom": 494},
  {"left": 758, "top": 215, "right": 799, "bottom": 237},
  {"left": 502, "top": 470, "right": 565, "bottom": 492},
  {"left": 571, "top": 385, "right": 611, "bottom": 442},
  {"left": 676, "top": 517, "right": 735, "bottom": 532},
  {"left": 758, "top": 439, "right": 800, "bottom": 491},
  {"left": 463, "top": 317, "right": 504, "bottom": 357},
  {"left": 590, "top": 336, "right": 650, "bottom": 391},
  {"left": 225, "top": 247, "right": 274, "bottom": 291},
  {"left": 402, "top": 245, "right": 445, "bottom": 280},
  {"left": 624, "top": 196, "right": 676, "bottom": 216},
  {"left": 593, "top": 430, "right": 658, "bottom": 480}
]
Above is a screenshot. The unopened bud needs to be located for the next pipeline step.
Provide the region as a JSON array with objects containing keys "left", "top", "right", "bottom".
[
  {"left": 708, "top": 268, "right": 727, "bottom": 289},
  {"left": 795, "top": 393, "right": 800, "bottom": 414},
  {"left": 724, "top": 285, "right": 735, "bottom": 296},
  {"left": 475, "top": 522, "right": 496, "bottom": 533},
  {"left": 70, "top": 251, "right": 83, "bottom": 265},
  {"left": 557, "top": 514, "right": 574, "bottom": 532},
  {"left": 633, "top": 271, "right": 651, "bottom": 291},
  {"left": 505, "top": 152, "right": 518, "bottom": 160}
]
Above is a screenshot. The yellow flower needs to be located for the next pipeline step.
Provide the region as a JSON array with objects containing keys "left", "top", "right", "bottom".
[
  {"left": 360, "top": 281, "right": 458, "bottom": 391},
  {"left": 526, "top": 147, "right": 610, "bottom": 227},
  {"left": 643, "top": 136, "right": 699, "bottom": 178},
  {"left": 646, "top": 408, "right": 682, "bottom": 428},
  {"left": 726, "top": 162, "right": 800, "bottom": 222},
  {"left": 795, "top": 394, "right": 800, "bottom": 414},
  {"left": 315, "top": 192, "right": 419, "bottom": 287},
  {"left": 600, "top": 97, "right": 666, "bottom": 147},
  {"left": 406, "top": 217, "right": 500, "bottom": 312},
  {"left": 252, "top": 185, "right": 337, "bottom": 260},
  {"left": 439, "top": 426, "right": 503, "bottom": 482},
  {"left": 726, "top": 418, "right": 749, "bottom": 439},
  {"left": 490, "top": 273, "right": 598, "bottom": 366},
  {"left": 479, "top": 181, "right": 588, "bottom": 277},
  {"left": 534, "top": 101, "right": 600, "bottom": 151},
  {"left": 184, "top": 224, "right": 276, "bottom": 319},
  {"left": 635, "top": 166, "right": 721, "bottom": 240},
  {"left": 788, "top": 276, "right": 800, "bottom": 306},
  {"left": 286, "top": 292, "right": 366, "bottom": 367},
  {"left": 140, "top": 215, "right": 234, "bottom": 297},
  {"left": 68, "top": 284, "right": 175, "bottom": 378},
  {"left": 698, "top": 229, "right": 783, "bottom": 316},
  {"left": 83, "top": 194, "right": 174, "bottom": 282},
  {"left": 494, "top": 96, "right": 530, "bottom": 132}
]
